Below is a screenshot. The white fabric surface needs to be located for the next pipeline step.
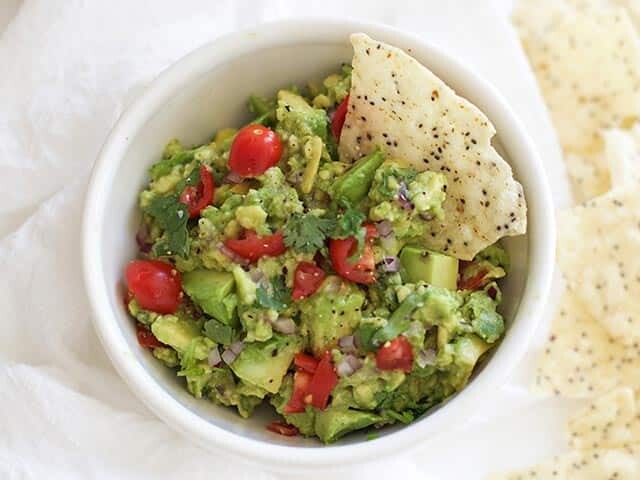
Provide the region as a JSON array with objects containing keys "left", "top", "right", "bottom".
[{"left": 0, "top": 1, "right": 569, "bottom": 478}]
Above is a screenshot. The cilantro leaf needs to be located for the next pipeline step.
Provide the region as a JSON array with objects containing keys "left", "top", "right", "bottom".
[
  {"left": 330, "top": 202, "right": 366, "bottom": 239},
  {"left": 256, "top": 277, "right": 291, "bottom": 312},
  {"left": 149, "top": 149, "right": 194, "bottom": 181},
  {"left": 203, "top": 319, "right": 234, "bottom": 345},
  {"left": 283, "top": 212, "right": 336, "bottom": 254},
  {"left": 144, "top": 166, "right": 202, "bottom": 258}
]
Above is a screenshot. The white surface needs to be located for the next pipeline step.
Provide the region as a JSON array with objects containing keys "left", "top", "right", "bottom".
[
  {"left": 0, "top": 1, "right": 569, "bottom": 479},
  {"left": 83, "top": 18, "right": 554, "bottom": 470}
]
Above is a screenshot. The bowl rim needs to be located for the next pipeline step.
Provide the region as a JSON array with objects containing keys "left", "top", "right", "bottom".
[{"left": 82, "top": 17, "right": 555, "bottom": 469}]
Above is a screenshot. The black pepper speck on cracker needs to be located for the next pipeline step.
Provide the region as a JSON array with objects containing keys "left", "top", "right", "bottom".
[{"left": 338, "top": 33, "right": 526, "bottom": 261}]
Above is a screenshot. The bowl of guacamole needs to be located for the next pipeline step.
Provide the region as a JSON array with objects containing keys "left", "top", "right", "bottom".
[{"left": 83, "top": 20, "right": 554, "bottom": 468}]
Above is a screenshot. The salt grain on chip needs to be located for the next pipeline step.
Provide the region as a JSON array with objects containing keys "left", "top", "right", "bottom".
[{"left": 339, "top": 34, "right": 526, "bottom": 260}]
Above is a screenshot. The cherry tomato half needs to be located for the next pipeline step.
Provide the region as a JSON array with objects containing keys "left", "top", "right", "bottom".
[
  {"left": 179, "top": 165, "right": 215, "bottom": 218},
  {"left": 331, "top": 95, "right": 350, "bottom": 139},
  {"left": 307, "top": 351, "right": 339, "bottom": 410},
  {"left": 376, "top": 336, "right": 414, "bottom": 373},
  {"left": 228, "top": 124, "right": 283, "bottom": 178},
  {"left": 136, "top": 324, "right": 165, "bottom": 348},
  {"left": 223, "top": 230, "right": 286, "bottom": 263},
  {"left": 328, "top": 224, "right": 377, "bottom": 285},
  {"left": 292, "top": 262, "right": 326, "bottom": 300},
  {"left": 125, "top": 260, "right": 182, "bottom": 314},
  {"left": 283, "top": 370, "right": 313, "bottom": 414},
  {"left": 266, "top": 422, "right": 299, "bottom": 436},
  {"left": 294, "top": 352, "right": 320, "bottom": 374}
]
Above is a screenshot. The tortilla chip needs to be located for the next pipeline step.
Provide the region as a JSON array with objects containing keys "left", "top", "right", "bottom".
[
  {"left": 564, "top": 150, "right": 611, "bottom": 203},
  {"left": 516, "top": 3, "right": 640, "bottom": 152},
  {"left": 535, "top": 289, "right": 640, "bottom": 397},
  {"left": 558, "top": 184, "right": 640, "bottom": 345},
  {"left": 339, "top": 34, "right": 527, "bottom": 260},
  {"left": 603, "top": 125, "right": 640, "bottom": 188},
  {"left": 487, "top": 449, "right": 639, "bottom": 480},
  {"left": 568, "top": 387, "right": 640, "bottom": 449}
]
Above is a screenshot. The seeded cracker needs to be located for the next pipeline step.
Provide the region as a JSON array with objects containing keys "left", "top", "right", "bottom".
[
  {"left": 535, "top": 289, "right": 640, "bottom": 397},
  {"left": 557, "top": 183, "right": 640, "bottom": 345},
  {"left": 516, "top": 3, "right": 640, "bottom": 153},
  {"left": 567, "top": 387, "right": 640, "bottom": 449},
  {"left": 339, "top": 34, "right": 526, "bottom": 260}
]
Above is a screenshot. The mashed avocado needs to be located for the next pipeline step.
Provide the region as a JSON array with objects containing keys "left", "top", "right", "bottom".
[{"left": 125, "top": 67, "right": 509, "bottom": 444}]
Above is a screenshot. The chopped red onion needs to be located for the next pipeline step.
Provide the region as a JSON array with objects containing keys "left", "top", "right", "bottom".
[
  {"left": 336, "top": 355, "right": 363, "bottom": 377},
  {"left": 136, "top": 223, "right": 152, "bottom": 253},
  {"left": 223, "top": 171, "right": 244, "bottom": 184},
  {"left": 219, "top": 243, "right": 251, "bottom": 266},
  {"left": 208, "top": 347, "right": 221, "bottom": 367},
  {"left": 249, "top": 268, "right": 265, "bottom": 283},
  {"left": 272, "top": 317, "right": 297, "bottom": 334},
  {"left": 338, "top": 335, "right": 357, "bottom": 353},
  {"left": 375, "top": 220, "right": 393, "bottom": 238},
  {"left": 416, "top": 349, "right": 437, "bottom": 368},
  {"left": 382, "top": 256, "right": 400, "bottom": 273},
  {"left": 397, "top": 183, "right": 414, "bottom": 211},
  {"left": 221, "top": 348, "right": 237, "bottom": 365},
  {"left": 229, "top": 340, "right": 245, "bottom": 355}
]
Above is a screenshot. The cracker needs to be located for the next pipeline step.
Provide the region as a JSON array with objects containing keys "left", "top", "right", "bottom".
[{"left": 340, "top": 34, "right": 527, "bottom": 260}]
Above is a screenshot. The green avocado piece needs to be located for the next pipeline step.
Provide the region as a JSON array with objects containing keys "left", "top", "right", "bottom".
[
  {"left": 230, "top": 334, "right": 302, "bottom": 393},
  {"left": 150, "top": 315, "right": 201, "bottom": 355},
  {"left": 276, "top": 90, "right": 329, "bottom": 140},
  {"left": 314, "top": 408, "right": 382, "bottom": 444},
  {"left": 400, "top": 246, "right": 459, "bottom": 291},
  {"left": 330, "top": 148, "right": 385, "bottom": 204},
  {"left": 232, "top": 265, "right": 257, "bottom": 305},
  {"left": 300, "top": 276, "right": 365, "bottom": 356},
  {"left": 182, "top": 269, "right": 238, "bottom": 325}
]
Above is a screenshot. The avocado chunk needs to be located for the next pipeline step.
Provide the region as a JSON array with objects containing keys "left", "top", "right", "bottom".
[
  {"left": 229, "top": 334, "right": 302, "bottom": 393},
  {"left": 182, "top": 269, "right": 238, "bottom": 325},
  {"left": 300, "top": 276, "right": 365, "bottom": 356},
  {"left": 232, "top": 265, "right": 257, "bottom": 305},
  {"left": 330, "top": 148, "right": 385, "bottom": 204},
  {"left": 276, "top": 90, "right": 329, "bottom": 140},
  {"left": 314, "top": 408, "right": 382, "bottom": 444},
  {"left": 400, "top": 246, "right": 459, "bottom": 290},
  {"left": 150, "top": 315, "right": 202, "bottom": 355}
]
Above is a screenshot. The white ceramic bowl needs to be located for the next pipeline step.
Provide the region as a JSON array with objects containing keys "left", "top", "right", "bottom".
[{"left": 83, "top": 18, "right": 555, "bottom": 470}]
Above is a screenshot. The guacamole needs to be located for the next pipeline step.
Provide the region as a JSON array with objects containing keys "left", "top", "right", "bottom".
[{"left": 124, "top": 64, "right": 510, "bottom": 444}]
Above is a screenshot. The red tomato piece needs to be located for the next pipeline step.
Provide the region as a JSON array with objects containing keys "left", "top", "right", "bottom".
[
  {"left": 457, "top": 262, "right": 490, "bottom": 291},
  {"left": 135, "top": 323, "right": 165, "bottom": 348},
  {"left": 228, "top": 124, "right": 283, "bottom": 177},
  {"left": 376, "top": 336, "right": 414, "bottom": 373},
  {"left": 294, "top": 352, "right": 320, "bottom": 374},
  {"left": 179, "top": 165, "right": 215, "bottom": 218},
  {"left": 125, "top": 260, "right": 182, "bottom": 314},
  {"left": 292, "top": 262, "right": 326, "bottom": 300},
  {"left": 331, "top": 95, "right": 350, "bottom": 139},
  {"left": 223, "top": 230, "right": 286, "bottom": 263},
  {"left": 266, "top": 422, "right": 299, "bottom": 436},
  {"left": 283, "top": 370, "right": 313, "bottom": 414},
  {"left": 307, "top": 351, "right": 338, "bottom": 410},
  {"left": 328, "top": 225, "right": 377, "bottom": 285}
]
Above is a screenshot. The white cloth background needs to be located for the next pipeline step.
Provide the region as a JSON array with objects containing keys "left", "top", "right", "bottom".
[{"left": 0, "top": 1, "right": 571, "bottom": 478}]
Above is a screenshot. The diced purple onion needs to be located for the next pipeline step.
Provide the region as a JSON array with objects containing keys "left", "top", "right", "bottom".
[
  {"left": 338, "top": 335, "right": 357, "bottom": 353},
  {"left": 272, "top": 317, "right": 297, "bottom": 335},
  {"left": 249, "top": 268, "right": 265, "bottom": 283},
  {"left": 375, "top": 220, "right": 393, "bottom": 238},
  {"left": 208, "top": 347, "right": 221, "bottom": 367},
  {"left": 336, "top": 355, "right": 363, "bottom": 377},
  {"left": 416, "top": 349, "right": 437, "bottom": 368},
  {"left": 136, "top": 224, "right": 152, "bottom": 253},
  {"left": 382, "top": 256, "right": 401, "bottom": 273},
  {"left": 397, "top": 183, "right": 414, "bottom": 211},
  {"left": 221, "top": 348, "right": 237, "bottom": 365},
  {"left": 219, "top": 243, "right": 251, "bottom": 266},
  {"left": 223, "top": 171, "right": 244, "bottom": 184},
  {"left": 229, "top": 340, "right": 245, "bottom": 355}
]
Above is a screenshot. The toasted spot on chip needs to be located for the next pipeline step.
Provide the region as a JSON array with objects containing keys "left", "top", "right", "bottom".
[
  {"left": 339, "top": 34, "right": 526, "bottom": 260},
  {"left": 558, "top": 183, "right": 640, "bottom": 345}
]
